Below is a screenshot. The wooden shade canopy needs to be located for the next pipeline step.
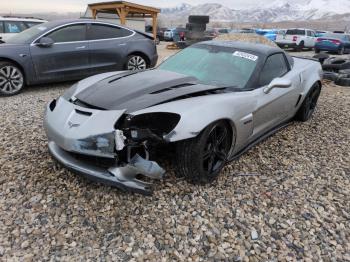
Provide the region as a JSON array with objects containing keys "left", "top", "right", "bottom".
[{"left": 88, "top": 1, "right": 160, "bottom": 39}]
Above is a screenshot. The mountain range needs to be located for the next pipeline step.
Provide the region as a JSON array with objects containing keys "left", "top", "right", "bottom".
[{"left": 161, "top": 0, "right": 350, "bottom": 23}]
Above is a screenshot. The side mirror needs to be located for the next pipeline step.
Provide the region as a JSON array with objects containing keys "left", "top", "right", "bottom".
[
  {"left": 37, "top": 37, "right": 54, "bottom": 47},
  {"left": 264, "top": 78, "right": 292, "bottom": 94}
]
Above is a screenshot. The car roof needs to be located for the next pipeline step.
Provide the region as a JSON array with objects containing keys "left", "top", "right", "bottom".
[
  {"left": 36, "top": 18, "right": 131, "bottom": 31},
  {"left": 199, "top": 40, "right": 283, "bottom": 56},
  {"left": 0, "top": 16, "right": 46, "bottom": 22}
]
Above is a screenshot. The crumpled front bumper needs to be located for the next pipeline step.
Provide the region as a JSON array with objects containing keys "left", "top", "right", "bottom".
[
  {"left": 44, "top": 98, "right": 165, "bottom": 195},
  {"left": 48, "top": 141, "right": 165, "bottom": 195}
]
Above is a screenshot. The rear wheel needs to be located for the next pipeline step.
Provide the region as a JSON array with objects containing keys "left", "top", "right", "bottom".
[
  {"left": 175, "top": 121, "right": 232, "bottom": 184},
  {"left": 297, "top": 41, "right": 305, "bottom": 51},
  {"left": 125, "top": 55, "right": 147, "bottom": 71},
  {"left": 338, "top": 47, "right": 345, "bottom": 55},
  {"left": 315, "top": 48, "right": 320, "bottom": 53},
  {"left": 295, "top": 83, "right": 321, "bottom": 122},
  {"left": 0, "top": 62, "right": 24, "bottom": 96}
]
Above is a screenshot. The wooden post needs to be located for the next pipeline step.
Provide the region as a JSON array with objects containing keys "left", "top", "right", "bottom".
[
  {"left": 92, "top": 9, "right": 97, "bottom": 19},
  {"left": 116, "top": 8, "right": 128, "bottom": 25},
  {"left": 152, "top": 13, "right": 157, "bottom": 41}
]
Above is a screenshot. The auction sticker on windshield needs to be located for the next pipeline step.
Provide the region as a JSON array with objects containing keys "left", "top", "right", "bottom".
[{"left": 233, "top": 51, "right": 258, "bottom": 62}]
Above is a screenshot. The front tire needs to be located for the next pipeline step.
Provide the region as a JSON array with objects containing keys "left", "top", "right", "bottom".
[
  {"left": 295, "top": 83, "right": 321, "bottom": 122},
  {"left": 0, "top": 62, "right": 24, "bottom": 96},
  {"left": 338, "top": 47, "right": 345, "bottom": 55},
  {"left": 125, "top": 55, "right": 147, "bottom": 71},
  {"left": 175, "top": 121, "right": 232, "bottom": 184}
]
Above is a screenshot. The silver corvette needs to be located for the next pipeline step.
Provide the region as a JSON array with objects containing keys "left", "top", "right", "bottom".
[{"left": 44, "top": 41, "right": 323, "bottom": 195}]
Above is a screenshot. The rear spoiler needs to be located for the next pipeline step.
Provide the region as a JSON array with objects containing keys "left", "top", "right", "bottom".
[{"left": 135, "top": 30, "right": 154, "bottom": 40}]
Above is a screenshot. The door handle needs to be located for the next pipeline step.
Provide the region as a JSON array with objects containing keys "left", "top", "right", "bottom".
[{"left": 75, "top": 46, "right": 86, "bottom": 50}]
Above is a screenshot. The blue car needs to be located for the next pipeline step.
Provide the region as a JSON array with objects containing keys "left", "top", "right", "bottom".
[
  {"left": 315, "top": 33, "right": 350, "bottom": 55},
  {"left": 255, "top": 29, "right": 278, "bottom": 41}
]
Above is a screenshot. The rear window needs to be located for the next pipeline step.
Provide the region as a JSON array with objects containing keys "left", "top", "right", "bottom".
[
  {"left": 88, "top": 24, "right": 133, "bottom": 40},
  {"left": 286, "top": 29, "right": 305, "bottom": 36}
]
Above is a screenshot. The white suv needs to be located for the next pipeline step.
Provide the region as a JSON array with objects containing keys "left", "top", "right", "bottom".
[
  {"left": 276, "top": 28, "right": 317, "bottom": 50},
  {"left": 0, "top": 16, "right": 46, "bottom": 42}
]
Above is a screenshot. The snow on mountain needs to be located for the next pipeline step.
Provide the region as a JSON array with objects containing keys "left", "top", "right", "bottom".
[{"left": 160, "top": 1, "right": 350, "bottom": 23}]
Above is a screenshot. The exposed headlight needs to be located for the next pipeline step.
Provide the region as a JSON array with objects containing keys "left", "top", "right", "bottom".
[
  {"left": 62, "top": 83, "right": 79, "bottom": 101},
  {"left": 116, "top": 112, "right": 181, "bottom": 139},
  {"left": 72, "top": 132, "right": 116, "bottom": 158}
]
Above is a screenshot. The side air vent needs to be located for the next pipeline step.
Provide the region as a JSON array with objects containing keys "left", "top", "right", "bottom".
[
  {"left": 295, "top": 94, "right": 302, "bottom": 107},
  {"left": 150, "top": 83, "right": 195, "bottom": 94}
]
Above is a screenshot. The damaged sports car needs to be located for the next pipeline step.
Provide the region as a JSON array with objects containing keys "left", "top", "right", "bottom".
[{"left": 44, "top": 41, "right": 323, "bottom": 195}]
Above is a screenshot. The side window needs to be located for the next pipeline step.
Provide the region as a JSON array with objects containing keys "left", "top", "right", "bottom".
[
  {"left": 259, "top": 53, "right": 289, "bottom": 86},
  {"left": 88, "top": 24, "right": 133, "bottom": 40},
  {"left": 306, "top": 30, "right": 311, "bottom": 36},
  {"left": 46, "top": 24, "right": 86, "bottom": 43},
  {"left": 0, "top": 22, "right": 4, "bottom": 33},
  {"left": 4, "top": 21, "right": 27, "bottom": 33},
  {"left": 310, "top": 31, "right": 316, "bottom": 37}
]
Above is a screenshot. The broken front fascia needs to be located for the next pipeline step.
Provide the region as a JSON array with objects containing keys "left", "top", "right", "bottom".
[{"left": 44, "top": 97, "right": 166, "bottom": 195}]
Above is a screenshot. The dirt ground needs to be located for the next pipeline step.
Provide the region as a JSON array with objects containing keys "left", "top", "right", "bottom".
[{"left": 0, "top": 42, "right": 349, "bottom": 261}]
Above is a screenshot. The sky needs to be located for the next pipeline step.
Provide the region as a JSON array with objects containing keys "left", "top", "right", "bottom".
[{"left": 0, "top": 0, "right": 259, "bottom": 13}]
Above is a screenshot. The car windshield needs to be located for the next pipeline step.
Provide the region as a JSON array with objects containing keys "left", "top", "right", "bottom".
[
  {"left": 158, "top": 45, "right": 258, "bottom": 89},
  {"left": 5, "top": 23, "right": 48, "bottom": 44}
]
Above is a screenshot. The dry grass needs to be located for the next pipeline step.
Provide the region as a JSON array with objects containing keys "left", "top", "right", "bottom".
[{"left": 216, "top": 33, "right": 278, "bottom": 47}]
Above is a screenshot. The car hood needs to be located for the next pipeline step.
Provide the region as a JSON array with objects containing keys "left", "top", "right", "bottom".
[
  {"left": 0, "top": 43, "right": 29, "bottom": 53},
  {"left": 75, "top": 69, "right": 226, "bottom": 113}
]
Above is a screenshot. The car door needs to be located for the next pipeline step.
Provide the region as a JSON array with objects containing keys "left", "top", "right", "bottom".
[
  {"left": 30, "top": 23, "right": 90, "bottom": 82},
  {"left": 344, "top": 35, "right": 350, "bottom": 51},
  {"left": 309, "top": 30, "right": 316, "bottom": 47},
  {"left": 87, "top": 23, "right": 133, "bottom": 74},
  {"left": 0, "top": 22, "right": 4, "bottom": 42},
  {"left": 251, "top": 53, "right": 301, "bottom": 138}
]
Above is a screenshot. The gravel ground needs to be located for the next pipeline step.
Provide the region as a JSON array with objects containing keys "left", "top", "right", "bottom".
[{"left": 0, "top": 46, "right": 350, "bottom": 261}]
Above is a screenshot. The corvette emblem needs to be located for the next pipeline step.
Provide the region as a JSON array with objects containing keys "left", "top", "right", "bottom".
[{"left": 68, "top": 121, "right": 80, "bottom": 128}]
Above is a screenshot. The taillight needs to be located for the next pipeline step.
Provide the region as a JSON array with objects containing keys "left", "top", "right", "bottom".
[
  {"left": 293, "top": 36, "right": 298, "bottom": 41},
  {"left": 332, "top": 39, "right": 341, "bottom": 45},
  {"left": 316, "top": 38, "right": 322, "bottom": 42}
]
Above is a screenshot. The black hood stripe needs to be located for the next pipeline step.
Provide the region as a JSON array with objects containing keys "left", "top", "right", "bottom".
[{"left": 75, "top": 69, "right": 220, "bottom": 112}]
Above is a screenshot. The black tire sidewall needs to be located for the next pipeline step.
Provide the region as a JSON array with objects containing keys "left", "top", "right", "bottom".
[
  {"left": 296, "top": 84, "right": 321, "bottom": 122},
  {"left": 176, "top": 121, "right": 232, "bottom": 184}
]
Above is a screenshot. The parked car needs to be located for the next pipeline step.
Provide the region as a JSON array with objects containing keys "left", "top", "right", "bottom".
[
  {"left": 315, "top": 33, "right": 350, "bottom": 54},
  {"left": 0, "top": 16, "right": 46, "bottom": 42},
  {"left": 239, "top": 28, "right": 255, "bottom": 34},
  {"left": 145, "top": 25, "right": 168, "bottom": 41},
  {"left": 276, "top": 28, "right": 317, "bottom": 50},
  {"left": 0, "top": 19, "right": 158, "bottom": 96},
  {"left": 315, "top": 30, "right": 328, "bottom": 37},
  {"left": 256, "top": 29, "right": 278, "bottom": 41},
  {"left": 44, "top": 41, "right": 322, "bottom": 195},
  {"left": 164, "top": 28, "right": 187, "bottom": 41}
]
